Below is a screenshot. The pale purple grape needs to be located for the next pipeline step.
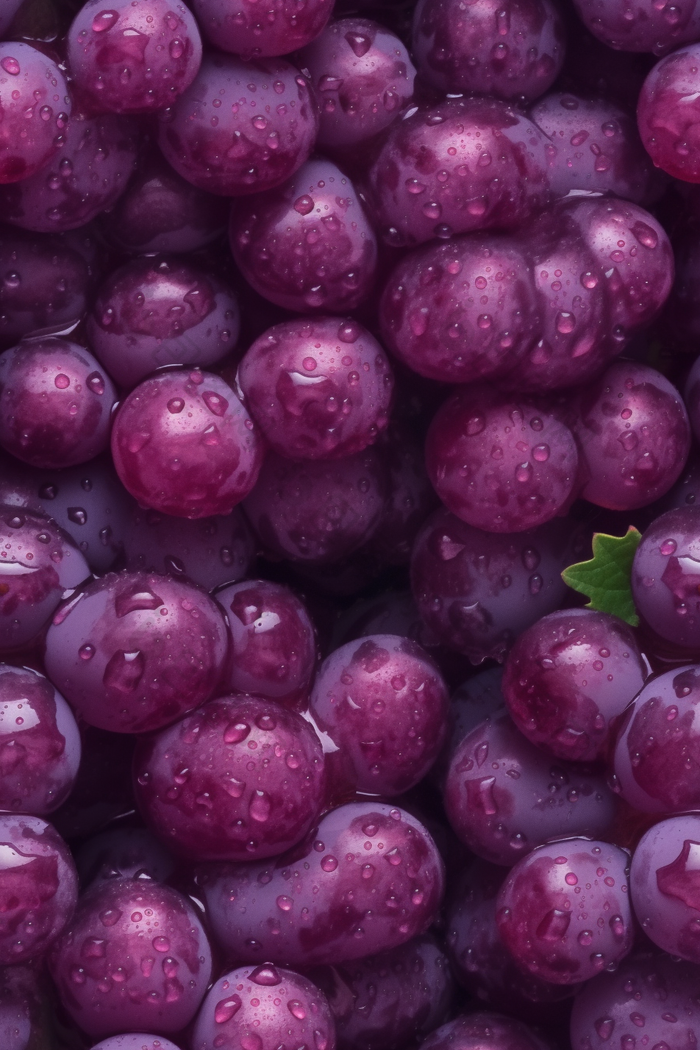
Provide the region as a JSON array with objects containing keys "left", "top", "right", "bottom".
[
  {"left": 66, "top": 0, "right": 202, "bottom": 114},
  {"left": 43, "top": 569, "right": 230, "bottom": 734},
  {"left": 572, "top": 0, "right": 699, "bottom": 53},
  {"left": 0, "top": 43, "right": 70, "bottom": 183},
  {"left": 0, "top": 339, "right": 116, "bottom": 470},
  {"left": 157, "top": 55, "right": 317, "bottom": 197},
  {"left": 496, "top": 838, "right": 633, "bottom": 983},
  {"left": 48, "top": 877, "right": 212, "bottom": 1037},
  {"left": 111, "top": 370, "right": 264, "bottom": 519},
  {"left": 418, "top": 1012, "right": 551, "bottom": 1050},
  {"left": 0, "top": 965, "right": 44, "bottom": 1050},
  {"left": 631, "top": 508, "right": 700, "bottom": 651},
  {"left": 0, "top": 664, "right": 81, "bottom": 815},
  {"left": 193, "top": 0, "right": 332, "bottom": 57},
  {"left": 87, "top": 256, "right": 240, "bottom": 389},
  {"left": 197, "top": 801, "right": 445, "bottom": 966},
  {"left": 230, "top": 159, "right": 378, "bottom": 314},
  {"left": 296, "top": 17, "right": 416, "bottom": 148},
  {"left": 90, "top": 1037, "right": 183, "bottom": 1050},
  {"left": 412, "top": 0, "right": 564, "bottom": 102},
  {"left": 191, "top": 964, "right": 335, "bottom": 1050},
  {"left": 0, "top": 814, "right": 78, "bottom": 965},
  {"left": 76, "top": 827, "right": 175, "bottom": 887}
]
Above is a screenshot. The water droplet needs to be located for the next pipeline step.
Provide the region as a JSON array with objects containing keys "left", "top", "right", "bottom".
[
  {"left": 321, "top": 855, "right": 338, "bottom": 872},
  {"left": 294, "top": 194, "right": 314, "bottom": 215},
  {"left": 249, "top": 964, "right": 281, "bottom": 985},
  {"left": 203, "top": 390, "right": 229, "bottom": 416},
  {"left": 0, "top": 56, "right": 20, "bottom": 75},
  {"left": 54, "top": 373, "right": 70, "bottom": 390},
  {"left": 215, "top": 994, "right": 242, "bottom": 1023},
  {"left": 249, "top": 790, "right": 271, "bottom": 823},
  {"left": 224, "top": 721, "right": 250, "bottom": 744}
]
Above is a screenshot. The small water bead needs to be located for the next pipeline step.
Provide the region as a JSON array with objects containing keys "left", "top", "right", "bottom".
[
  {"left": 321, "top": 855, "right": 338, "bottom": 872},
  {"left": 0, "top": 57, "right": 20, "bottom": 75},
  {"left": 92, "top": 9, "right": 119, "bottom": 31}
]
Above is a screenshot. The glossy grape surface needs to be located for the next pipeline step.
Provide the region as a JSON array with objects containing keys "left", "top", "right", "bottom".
[
  {"left": 0, "top": 43, "right": 70, "bottom": 184},
  {"left": 418, "top": 1012, "right": 551, "bottom": 1050},
  {"left": 638, "top": 44, "right": 700, "bottom": 182},
  {"left": 193, "top": 0, "right": 332, "bottom": 57},
  {"left": 572, "top": 0, "right": 699, "bottom": 53},
  {"left": 631, "top": 507, "right": 700, "bottom": 650}
]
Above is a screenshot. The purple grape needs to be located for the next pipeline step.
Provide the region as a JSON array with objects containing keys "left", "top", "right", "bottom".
[
  {"left": 242, "top": 447, "right": 386, "bottom": 565},
  {"left": 309, "top": 634, "right": 449, "bottom": 796},
  {"left": 366, "top": 96, "right": 552, "bottom": 247},
  {"left": 76, "top": 827, "right": 175, "bottom": 887},
  {"left": 417, "top": 1012, "right": 550, "bottom": 1050},
  {"left": 378, "top": 234, "right": 540, "bottom": 385},
  {"left": 410, "top": 507, "right": 587, "bottom": 664},
  {"left": 86, "top": 256, "right": 240, "bottom": 389},
  {"left": 412, "top": 0, "right": 564, "bottom": 102},
  {"left": 496, "top": 838, "right": 633, "bottom": 984},
  {"left": 0, "top": 507, "right": 90, "bottom": 653},
  {"left": 502, "top": 608, "right": 648, "bottom": 762},
  {"left": 90, "top": 1037, "right": 183, "bottom": 1050},
  {"left": 307, "top": 935, "right": 453, "bottom": 1050},
  {"left": 572, "top": 360, "right": 690, "bottom": 511},
  {"left": 0, "top": 814, "right": 78, "bottom": 965},
  {"left": 0, "top": 110, "right": 140, "bottom": 233},
  {"left": 111, "top": 369, "right": 264, "bottom": 519},
  {"left": 0, "top": 664, "right": 81, "bottom": 815},
  {"left": 197, "top": 801, "right": 445, "bottom": 966},
  {"left": 296, "top": 17, "right": 416, "bottom": 149},
  {"left": 443, "top": 711, "right": 615, "bottom": 866},
  {"left": 238, "top": 317, "right": 392, "bottom": 460},
  {"left": 0, "top": 965, "right": 45, "bottom": 1050},
  {"left": 632, "top": 508, "right": 700, "bottom": 652},
  {"left": 191, "top": 964, "right": 335, "bottom": 1050},
  {"left": 570, "top": 950, "right": 700, "bottom": 1050},
  {"left": 0, "top": 43, "right": 70, "bottom": 183},
  {"left": 43, "top": 569, "right": 230, "bottom": 734},
  {"left": 571, "top": 0, "right": 699, "bottom": 53},
  {"left": 66, "top": 0, "right": 202, "bottom": 114},
  {"left": 230, "top": 159, "right": 378, "bottom": 314},
  {"left": 134, "top": 694, "right": 326, "bottom": 861},
  {"left": 48, "top": 877, "right": 212, "bottom": 1037},
  {"left": 193, "top": 0, "right": 332, "bottom": 57},
  {"left": 216, "top": 579, "right": 317, "bottom": 705},
  {"left": 157, "top": 55, "right": 318, "bottom": 197}
]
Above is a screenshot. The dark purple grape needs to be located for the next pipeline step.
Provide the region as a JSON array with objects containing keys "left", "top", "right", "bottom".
[
  {"left": 664, "top": 221, "right": 700, "bottom": 351},
  {"left": 0, "top": 339, "right": 117, "bottom": 470},
  {"left": 0, "top": 43, "right": 70, "bottom": 183},
  {"left": 496, "top": 838, "right": 633, "bottom": 983},
  {"left": 296, "top": 17, "right": 416, "bottom": 149},
  {"left": 0, "top": 814, "right": 78, "bottom": 965},
  {"left": 87, "top": 256, "right": 240, "bottom": 389},
  {"left": 418, "top": 1012, "right": 550, "bottom": 1050},
  {"left": 0, "top": 507, "right": 90, "bottom": 653},
  {"left": 366, "top": 96, "right": 552, "bottom": 247},
  {"left": 43, "top": 569, "right": 230, "bottom": 734},
  {"left": 0, "top": 664, "right": 81, "bottom": 815},
  {"left": 90, "top": 1037, "right": 183, "bottom": 1050},
  {"left": 48, "top": 877, "right": 212, "bottom": 1037},
  {"left": 502, "top": 609, "right": 648, "bottom": 762},
  {"left": 410, "top": 507, "right": 587, "bottom": 664},
  {"left": 66, "top": 0, "right": 202, "bottom": 114},
  {"left": 0, "top": 0, "right": 23, "bottom": 37},
  {"left": 412, "top": 0, "right": 564, "bottom": 102},
  {"left": 379, "top": 234, "right": 540, "bottom": 385},
  {"left": 197, "top": 801, "right": 445, "bottom": 966},
  {"left": 230, "top": 159, "right": 378, "bottom": 314},
  {"left": 216, "top": 579, "right": 316, "bottom": 705},
  {"left": 157, "top": 55, "right": 318, "bottom": 197},
  {"left": 76, "top": 827, "right": 175, "bottom": 887},
  {"left": 191, "top": 964, "right": 335, "bottom": 1050},
  {"left": 134, "top": 694, "right": 326, "bottom": 861},
  {"left": 661, "top": 452, "right": 700, "bottom": 511},
  {"left": 571, "top": 0, "right": 699, "bottom": 53},
  {"left": 443, "top": 711, "right": 615, "bottom": 866},
  {"left": 193, "top": 0, "right": 332, "bottom": 57},
  {"left": 308, "top": 935, "right": 453, "bottom": 1050},
  {"left": 111, "top": 369, "right": 264, "bottom": 519},
  {"left": 631, "top": 507, "right": 700, "bottom": 651},
  {"left": 51, "top": 725, "right": 136, "bottom": 842}
]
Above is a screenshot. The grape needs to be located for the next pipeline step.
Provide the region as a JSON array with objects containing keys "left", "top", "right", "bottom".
[
  {"left": 44, "top": 569, "right": 229, "bottom": 734},
  {"left": 216, "top": 579, "right": 317, "bottom": 705},
  {"left": 366, "top": 96, "right": 552, "bottom": 247},
  {"left": 66, "top": 0, "right": 202, "bottom": 114},
  {"left": 571, "top": 0, "right": 699, "bottom": 53},
  {"left": 496, "top": 838, "right": 633, "bottom": 983},
  {"left": 425, "top": 384, "right": 579, "bottom": 533},
  {"left": 76, "top": 827, "right": 175, "bottom": 887},
  {"left": 0, "top": 43, "right": 70, "bottom": 183},
  {"left": 443, "top": 711, "right": 615, "bottom": 866},
  {"left": 111, "top": 369, "right": 264, "bottom": 519},
  {"left": 412, "top": 0, "right": 564, "bottom": 102},
  {"left": 238, "top": 316, "right": 392, "bottom": 460},
  {"left": 297, "top": 17, "right": 415, "bottom": 149},
  {"left": 86, "top": 256, "right": 240, "bottom": 389},
  {"left": 0, "top": 664, "right": 81, "bottom": 815},
  {"left": 157, "top": 55, "right": 318, "bottom": 197},
  {"left": 242, "top": 448, "right": 386, "bottom": 565},
  {"left": 502, "top": 608, "right": 648, "bottom": 762},
  {"left": 410, "top": 507, "right": 587, "bottom": 664},
  {"left": 48, "top": 877, "right": 212, "bottom": 1037},
  {"left": 191, "top": 964, "right": 335, "bottom": 1050},
  {"left": 307, "top": 935, "right": 453, "bottom": 1050},
  {"left": 661, "top": 453, "right": 700, "bottom": 511},
  {"left": 196, "top": 801, "right": 445, "bottom": 966},
  {"left": 0, "top": 507, "right": 90, "bottom": 653},
  {"left": 309, "top": 634, "right": 449, "bottom": 796},
  {"left": 0, "top": 814, "right": 78, "bottom": 965},
  {"left": 134, "top": 694, "right": 326, "bottom": 861},
  {"left": 0, "top": 965, "right": 44, "bottom": 1050},
  {"left": 631, "top": 508, "right": 700, "bottom": 651},
  {"left": 571, "top": 360, "right": 690, "bottom": 511},
  {"left": 0, "top": 338, "right": 116, "bottom": 470},
  {"left": 193, "top": 0, "right": 331, "bottom": 57},
  {"left": 418, "top": 1012, "right": 551, "bottom": 1050},
  {"left": 378, "top": 235, "right": 540, "bottom": 385},
  {"left": 90, "top": 1037, "right": 183, "bottom": 1050},
  {"left": 229, "top": 159, "right": 378, "bottom": 314}
]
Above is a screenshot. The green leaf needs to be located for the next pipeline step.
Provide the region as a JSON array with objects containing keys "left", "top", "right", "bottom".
[{"left": 561, "top": 526, "right": 642, "bottom": 627}]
